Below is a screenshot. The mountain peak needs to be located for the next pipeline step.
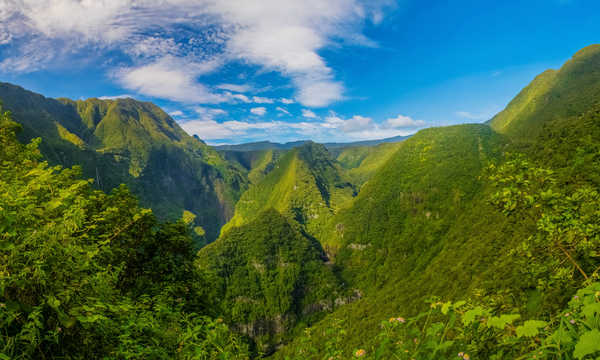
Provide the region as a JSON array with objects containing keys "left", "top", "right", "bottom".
[{"left": 489, "top": 44, "right": 600, "bottom": 138}]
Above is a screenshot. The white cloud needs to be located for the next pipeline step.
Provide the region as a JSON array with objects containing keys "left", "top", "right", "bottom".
[
  {"left": 280, "top": 98, "right": 295, "bottom": 104},
  {"left": 276, "top": 106, "right": 291, "bottom": 115},
  {"left": 195, "top": 107, "right": 228, "bottom": 119},
  {"left": 302, "top": 109, "right": 318, "bottom": 118},
  {"left": 180, "top": 119, "right": 279, "bottom": 140},
  {"left": 295, "top": 78, "right": 344, "bottom": 107},
  {"left": 324, "top": 114, "right": 373, "bottom": 132},
  {"left": 385, "top": 114, "right": 425, "bottom": 128},
  {"left": 226, "top": 92, "right": 251, "bottom": 103},
  {"left": 250, "top": 107, "right": 267, "bottom": 116},
  {"left": 169, "top": 110, "right": 184, "bottom": 117},
  {"left": 217, "top": 83, "right": 253, "bottom": 93},
  {"left": 179, "top": 110, "right": 423, "bottom": 144},
  {"left": 0, "top": 0, "right": 392, "bottom": 107},
  {"left": 252, "top": 96, "right": 274, "bottom": 104},
  {"left": 180, "top": 120, "right": 235, "bottom": 140},
  {"left": 116, "top": 56, "right": 225, "bottom": 103}
]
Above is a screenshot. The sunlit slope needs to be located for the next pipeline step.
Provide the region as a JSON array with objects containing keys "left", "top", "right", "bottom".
[
  {"left": 0, "top": 82, "right": 247, "bottom": 242},
  {"left": 219, "top": 149, "right": 283, "bottom": 185},
  {"left": 489, "top": 44, "right": 600, "bottom": 138},
  {"left": 272, "top": 124, "right": 509, "bottom": 356},
  {"left": 221, "top": 142, "right": 356, "bottom": 239},
  {"left": 336, "top": 141, "right": 404, "bottom": 187}
]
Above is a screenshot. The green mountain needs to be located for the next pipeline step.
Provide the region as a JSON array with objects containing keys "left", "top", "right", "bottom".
[
  {"left": 0, "top": 82, "right": 248, "bottom": 242},
  {"left": 0, "top": 112, "right": 253, "bottom": 359},
  {"left": 219, "top": 149, "right": 284, "bottom": 185},
  {"left": 4, "top": 44, "right": 600, "bottom": 360},
  {"left": 335, "top": 141, "right": 405, "bottom": 187},
  {"left": 272, "top": 45, "right": 600, "bottom": 357},
  {"left": 489, "top": 44, "right": 600, "bottom": 139},
  {"left": 220, "top": 142, "right": 356, "bottom": 240},
  {"left": 197, "top": 209, "right": 344, "bottom": 354},
  {"left": 213, "top": 135, "right": 408, "bottom": 152}
]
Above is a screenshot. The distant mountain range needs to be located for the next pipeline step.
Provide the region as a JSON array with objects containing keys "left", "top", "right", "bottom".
[{"left": 212, "top": 135, "right": 409, "bottom": 152}]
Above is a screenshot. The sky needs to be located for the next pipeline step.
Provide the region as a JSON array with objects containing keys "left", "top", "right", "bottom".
[{"left": 0, "top": 0, "right": 599, "bottom": 145}]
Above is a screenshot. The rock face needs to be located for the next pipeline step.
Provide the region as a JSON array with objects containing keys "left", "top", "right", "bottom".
[{"left": 0, "top": 82, "right": 247, "bottom": 242}]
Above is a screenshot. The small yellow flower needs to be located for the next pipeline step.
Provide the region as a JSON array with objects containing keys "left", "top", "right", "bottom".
[
  {"left": 355, "top": 349, "right": 366, "bottom": 357},
  {"left": 463, "top": 354, "right": 470, "bottom": 360}
]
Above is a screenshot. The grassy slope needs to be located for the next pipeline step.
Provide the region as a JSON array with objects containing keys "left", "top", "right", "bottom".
[
  {"left": 0, "top": 83, "right": 247, "bottom": 241},
  {"left": 336, "top": 141, "right": 404, "bottom": 187},
  {"left": 489, "top": 44, "right": 600, "bottom": 139},
  {"left": 219, "top": 149, "right": 282, "bottom": 185},
  {"left": 272, "top": 124, "right": 510, "bottom": 355},
  {"left": 274, "top": 45, "right": 600, "bottom": 357},
  {"left": 220, "top": 142, "right": 356, "bottom": 240}
]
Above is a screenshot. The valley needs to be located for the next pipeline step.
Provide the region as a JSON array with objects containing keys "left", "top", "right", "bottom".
[{"left": 2, "top": 44, "right": 600, "bottom": 359}]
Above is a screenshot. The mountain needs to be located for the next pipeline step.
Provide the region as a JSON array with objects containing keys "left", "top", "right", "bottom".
[
  {"left": 197, "top": 209, "right": 345, "bottom": 354},
  {"left": 213, "top": 135, "right": 408, "bottom": 152},
  {"left": 219, "top": 149, "right": 284, "bottom": 185},
  {"left": 220, "top": 142, "right": 356, "bottom": 240},
  {"left": 4, "top": 43, "right": 600, "bottom": 360},
  {"left": 272, "top": 45, "right": 600, "bottom": 357},
  {"left": 335, "top": 141, "right": 405, "bottom": 187},
  {"left": 489, "top": 44, "right": 600, "bottom": 140},
  {"left": 0, "top": 82, "right": 248, "bottom": 242}
]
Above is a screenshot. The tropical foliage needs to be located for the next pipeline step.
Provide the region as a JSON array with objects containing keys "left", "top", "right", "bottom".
[{"left": 0, "top": 108, "right": 251, "bottom": 359}]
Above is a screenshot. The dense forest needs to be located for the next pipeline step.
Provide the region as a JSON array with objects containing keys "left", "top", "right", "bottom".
[{"left": 2, "top": 44, "right": 600, "bottom": 359}]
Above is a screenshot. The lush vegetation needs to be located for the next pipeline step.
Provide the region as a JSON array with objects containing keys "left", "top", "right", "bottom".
[
  {"left": 283, "top": 282, "right": 600, "bottom": 359},
  {"left": 3, "top": 44, "right": 600, "bottom": 359},
  {"left": 0, "top": 109, "right": 251, "bottom": 359},
  {"left": 221, "top": 143, "right": 356, "bottom": 240},
  {"left": 335, "top": 141, "right": 404, "bottom": 187},
  {"left": 0, "top": 83, "right": 248, "bottom": 242},
  {"left": 197, "top": 210, "right": 344, "bottom": 354}
]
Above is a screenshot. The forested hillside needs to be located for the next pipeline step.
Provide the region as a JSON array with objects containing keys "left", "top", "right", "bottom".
[
  {"left": 272, "top": 45, "right": 600, "bottom": 359},
  {"left": 220, "top": 142, "right": 356, "bottom": 240},
  {"left": 0, "top": 83, "right": 248, "bottom": 242},
  {"left": 2, "top": 44, "right": 600, "bottom": 360},
  {"left": 197, "top": 210, "right": 345, "bottom": 354},
  {"left": 0, "top": 110, "right": 253, "bottom": 359}
]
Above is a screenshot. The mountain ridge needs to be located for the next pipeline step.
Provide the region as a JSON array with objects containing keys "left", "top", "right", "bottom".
[
  {"left": 0, "top": 81, "right": 248, "bottom": 242},
  {"left": 213, "top": 135, "right": 409, "bottom": 152}
]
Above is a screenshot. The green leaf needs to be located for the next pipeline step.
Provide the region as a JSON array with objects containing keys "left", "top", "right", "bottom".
[
  {"left": 582, "top": 302, "right": 600, "bottom": 320},
  {"left": 574, "top": 329, "right": 600, "bottom": 359},
  {"left": 516, "top": 320, "right": 548, "bottom": 338},
  {"left": 441, "top": 301, "right": 452, "bottom": 315},
  {"left": 453, "top": 300, "right": 467, "bottom": 309},
  {"left": 47, "top": 296, "right": 61, "bottom": 310},
  {"left": 462, "top": 306, "right": 488, "bottom": 326},
  {"left": 487, "top": 314, "right": 520, "bottom": 329}
]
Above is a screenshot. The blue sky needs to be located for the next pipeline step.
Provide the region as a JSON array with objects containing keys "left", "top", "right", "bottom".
[{"left": 0, "top": 0, "right": 598, "bottom": 145}]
